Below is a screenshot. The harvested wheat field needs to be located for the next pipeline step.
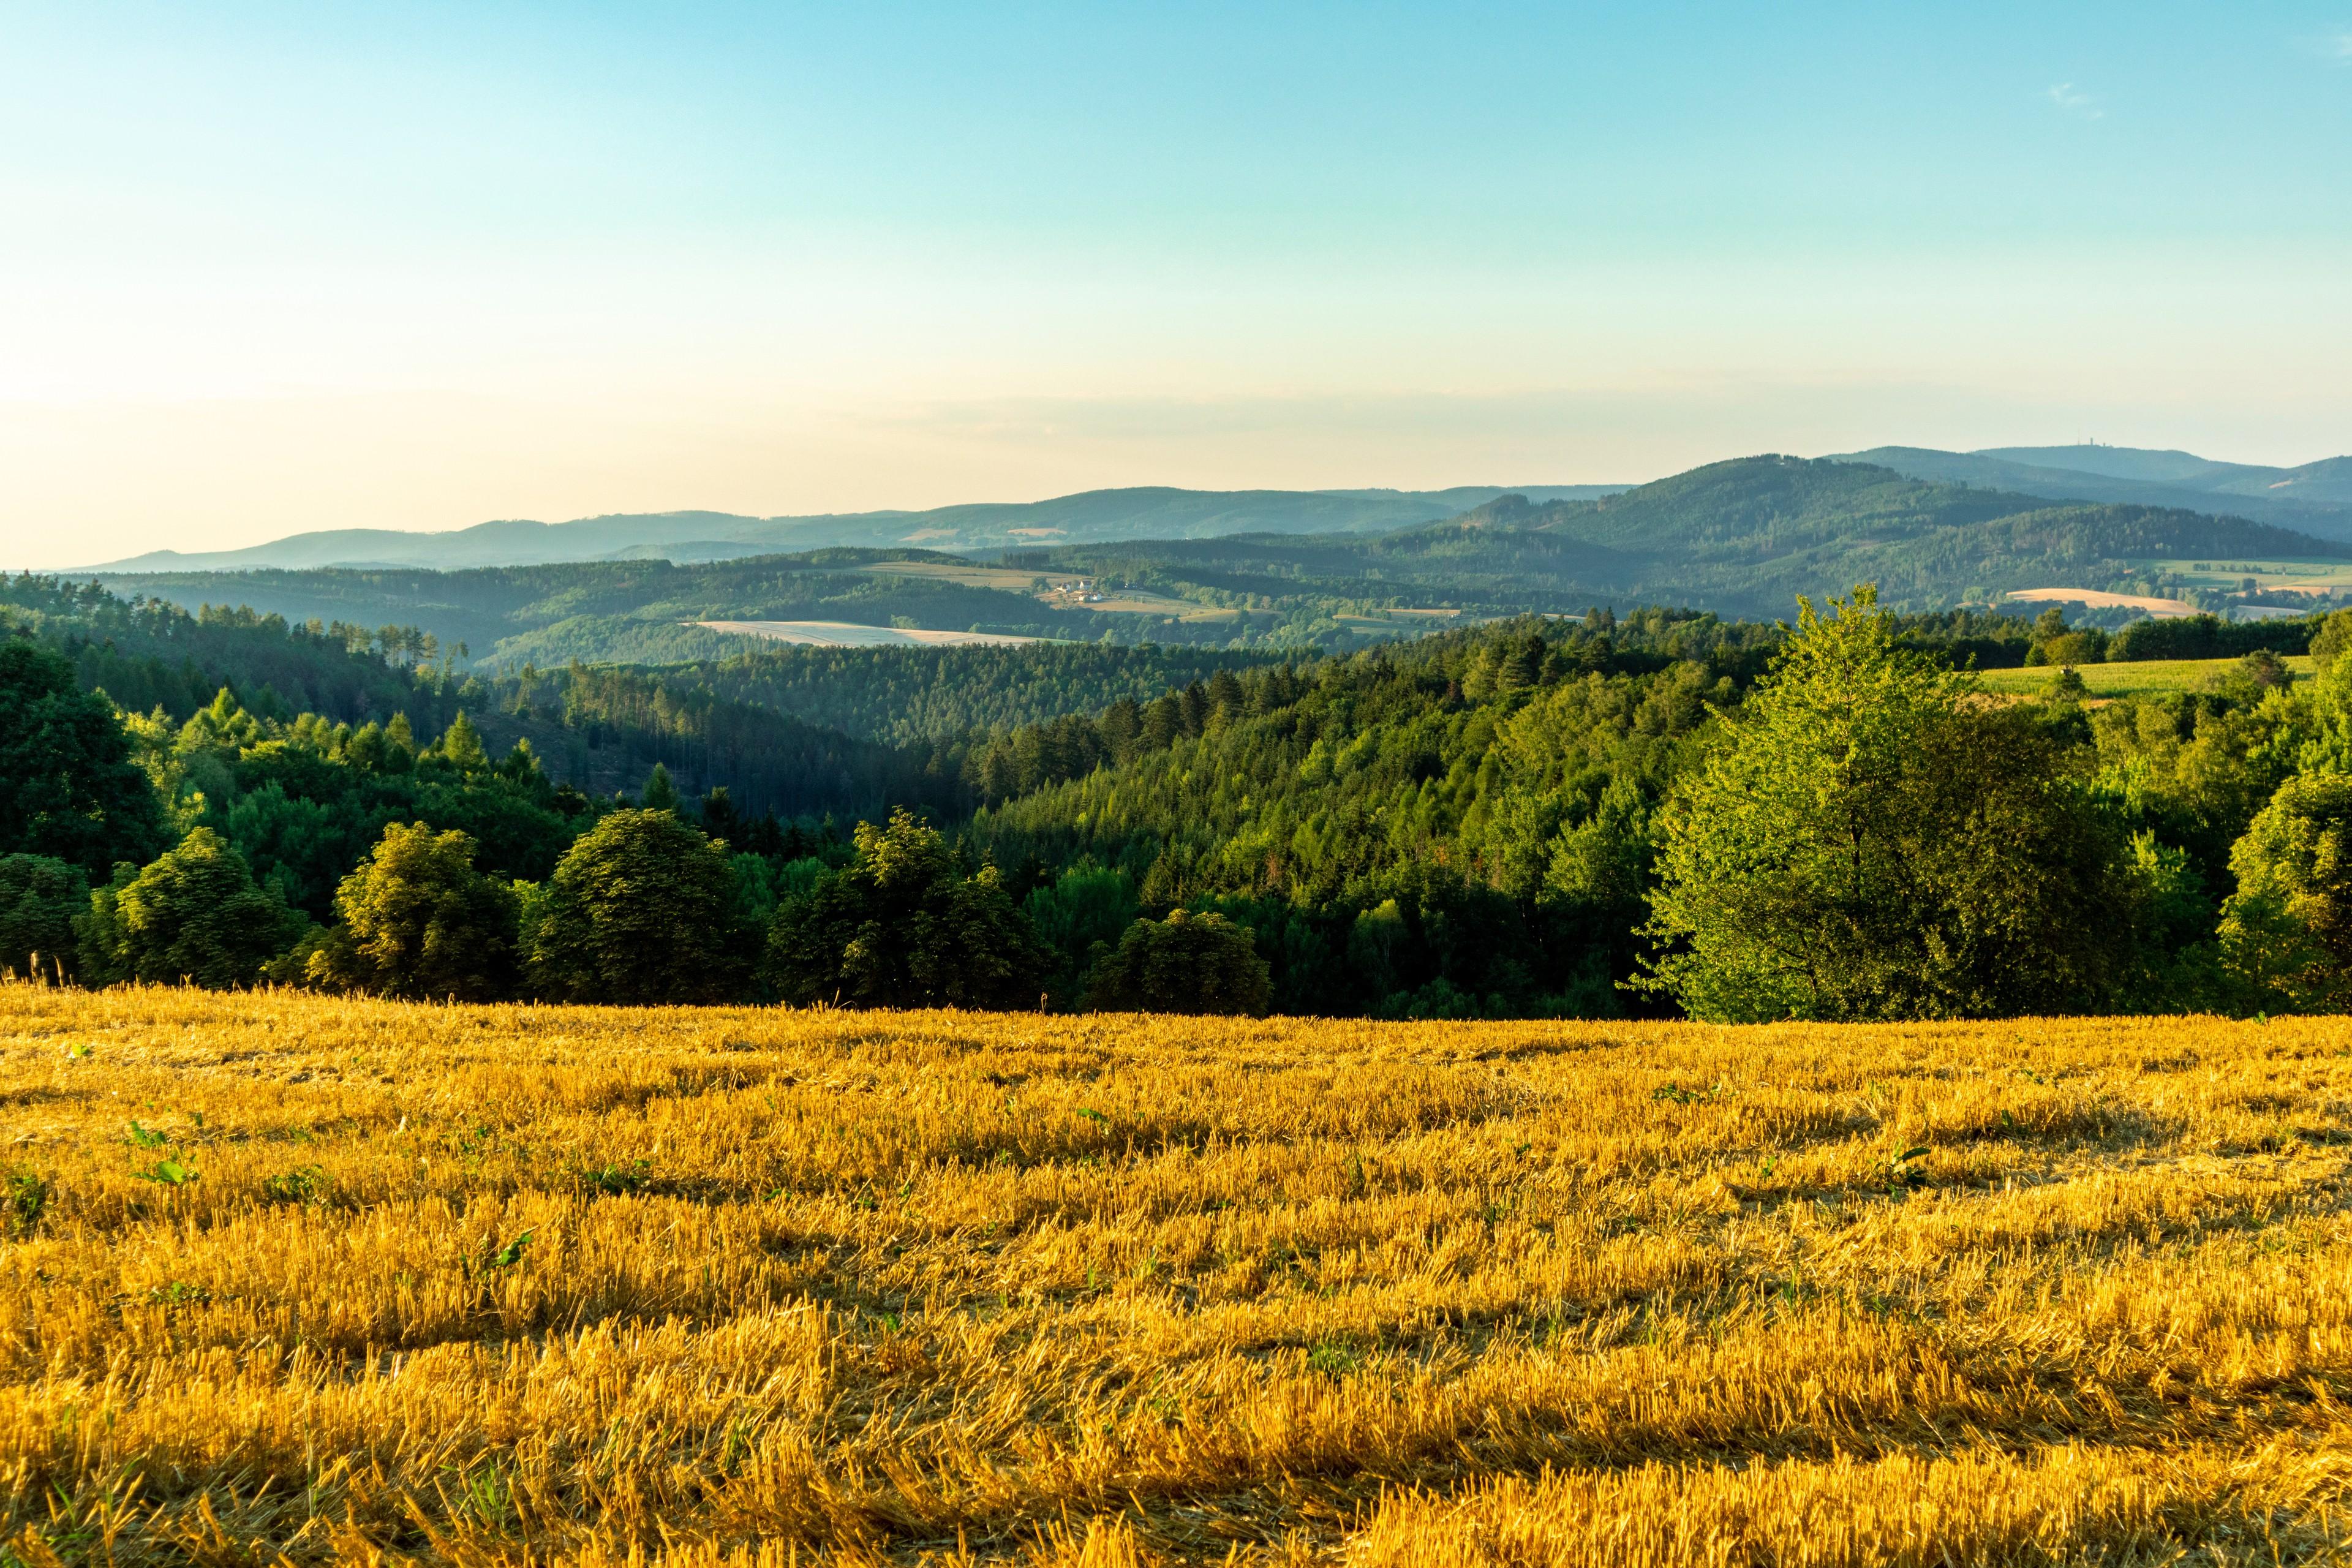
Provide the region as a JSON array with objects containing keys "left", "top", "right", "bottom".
[{"left": 4, "top": 986, "right": 2352, "bottom": 1565}]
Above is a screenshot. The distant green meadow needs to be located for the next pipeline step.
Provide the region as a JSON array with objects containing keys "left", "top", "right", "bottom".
[{"left": 1976, "top": 654, "right": 2315, "bottom": 701}]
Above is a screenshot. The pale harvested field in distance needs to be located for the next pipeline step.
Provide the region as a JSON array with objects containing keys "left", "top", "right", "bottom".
[
  {"left": 4, "top": 986, "right": 2352, "bottom": 1564},
  {"left": 690, "top": 621, "right": 1039, "bottom": 648},
  {"left": 2005, "top": 589, "right": 2199, "bottom": 617},
  {"left": 1978, "top": 654, "right": 2315, "bottom": 701}
]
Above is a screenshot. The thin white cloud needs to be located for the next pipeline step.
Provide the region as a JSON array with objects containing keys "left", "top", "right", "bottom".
[
  {"left": 2298, "top": 29, "right": 2352, "bottom": 63},
  {"left": 2047, "top": 82, "right": 2103, "bottom": 119}
]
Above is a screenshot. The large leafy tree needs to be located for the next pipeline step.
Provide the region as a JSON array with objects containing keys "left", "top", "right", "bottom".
[
  {"left": 1085, "top": 910, "right": 1272, "bottom": 1016},
  {"left": 1638, "top": 588, "right": 2139, "bottom": 1021},
  {"left": 766, "top": 809, "right": 1049, "bottom": 1008},
  {"left": 2217, "top": 774, "right": 2352, "bottom": 1012},
  {"left": 77, "top": 828, "right": 308, "bottom": 989},
  {"left": 527, "top": 809, "right": 754, "bottom": 1003},
  {"left": 0, "top": 639, "right": 168, "bottom": 878},
  {"left": 307, "top": 821, "right": 520, "bottom": 1001}
]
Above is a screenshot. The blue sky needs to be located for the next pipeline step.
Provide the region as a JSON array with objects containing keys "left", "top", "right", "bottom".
[{"left": 4, "top": 1, "right": 2348, "bottom": 563}]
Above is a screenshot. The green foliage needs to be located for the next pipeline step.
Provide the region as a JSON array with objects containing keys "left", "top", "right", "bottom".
[
  {"left": 0, "top": 574, "right": 447, "bottom": 725},
  {"left": 261, "top": 1166, "right": 325, "bottom": 1204},
  {"left": 4, "top": 1170, "right": 50, "bottom": 1235},
  {"left": 1084, "top": 910, "right": 1273, "bottom": 1016},
  {"left": 2110, "top": 612, "right": 2324, "bottom": 664},
  {"left": 4, "top": 575, "right": 940, "bottom": 824},
  {"left": 2218, "top": 774, "right": 2352, "bottom": 1012},
  {"left": 1638, "top": 589, "right": 2139, "bottom": 1021},
  {"left": 305, "top": 822, "right": 521, "bottom": 1001},
  {"left": 0, "top": 638, "right": 169, "bottom": 876},
  {"left": 434, "top": 710, "right": 489, "bottom": 771},
  {"left": 2297, "top": 647, "right": 2352, "bottom": 778},
  {"left": 649, "top": 644, "right": 1293, "bottom": 745},
  {"left": 0, "top": 856, "right": 89, "bottom": 982},
  {"left": 764, "top": 809, "right": 1049, "bottom": 1008},
  {"left": 527, "top": 810, "right": 756, "bottom": 1003},
  {"left": 972, "top": 616, "right": 1732, "bottom": 1016},
  {"left": 22, "top": 562, "right": 2345, "bottom": 1022},
  {"left": 77, "top": 827, "right": 309, "bottom": 990},
  {"left": 532, "top": 662, "right": 954, "bottom": 818},
  {"left": 2310, "top": 609, "right": 2352, "bottom": 674},
  {"left": 155, "top": 690, "right": 576, "bottom": 918},
  {"left": 641, "top": 764, "right": 680, "bottom": 811},
  {"left": 1021, "top": 865, "right": 1142, "bottom": 1007}
]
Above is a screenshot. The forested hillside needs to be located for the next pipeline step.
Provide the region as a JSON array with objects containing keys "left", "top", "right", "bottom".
[
  {"left": 1845, "top": 443, "right": 2352, "bottom": 537},
  {"left": 0, "top": 575, "right": 940, "bottom": 818},
  {"left": 14, "top": 567, "right": 2352, "bottom": 1025},
  {"left": 1028, "top": 458, "right": 2352, "bottom": 624},
  {"left": 90, "top": 458, "right": 2352, "bottom": 666},
  {"left": 952, "top": 598, "right": 2348, "bottom": 1017},
  {"left": 0, "top": 575, "right": 457, "bottom": 723},
  {"left": 624, "top": 642, "right": 1293, "bottom": 744},
  {"left": 93, "top": 550, "right": 1117, "bottom": 669}
]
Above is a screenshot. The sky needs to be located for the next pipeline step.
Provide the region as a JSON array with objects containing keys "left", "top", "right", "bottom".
[{"left": 4, "top": 1, "right": 2350, "bottom": 567}]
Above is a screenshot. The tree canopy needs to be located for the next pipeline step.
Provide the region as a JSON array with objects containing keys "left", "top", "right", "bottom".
[
  {"left": 2218, "top": 773, "right": 2352, "bottom": 1012},
  {"left": 1638, "top": 588, "right": 2139, "bottom": 1021},
  {"left": 766, "top": 809, "right": 1049, "bottom": 1008},
  {"left": 0, "top": 639, "right": 168, "bottom": 877},
  {"left": 1085, "top": 910, "right": 1272, "bottom": 1016},
  {"left": 307, "top": 821, "right": 520, "bottom": 1001},
  {"left": 526, "top": 809, "right": 756, "bottom": 1003},
  {"left": 77, "top": 827, "right": 307, "bottom": 990},
  {"left": 0, "top": 855, "right": 88, "bottom": 983}
]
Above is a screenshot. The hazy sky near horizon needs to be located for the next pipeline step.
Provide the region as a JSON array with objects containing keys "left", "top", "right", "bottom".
[{"left": 5, "top": 1, "right": 2350, "bottom": 567}]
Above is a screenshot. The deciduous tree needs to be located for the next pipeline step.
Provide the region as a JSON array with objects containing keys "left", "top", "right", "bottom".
[
  {"left": 77, "top": 828, "right": 307, "bottom": 989},
  {"left": 1085, "top": 910, "right": 1272, "bottom": 1016},
  {"left": 306, "top": 821, "right": 520, "bottom": 1000},
  {"left": 766, "top": 809, "right": 1047, "bottom": 1008},
  {"left": 1638, "top": 588, "right": 2138, "bottom": 1020},
  {"left": 2218, "top": 773, "right": 2352, "bottom": 1012},
  {"left": 527, "top": 809, "right": 753, "bottom": 1003},
  {"left": 0, "top": 855, "right": 88, "bottom": 982}
]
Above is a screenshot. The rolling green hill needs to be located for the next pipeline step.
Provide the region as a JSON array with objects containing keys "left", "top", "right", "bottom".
[
  {"left": 80, "top": 484, "right": 1627, "bottom": 573},
  {"left": 1026, "top": 457, "right": 2352, "bottom": 623},
  {"left": 1841, "top": 444, "right": 2352, "bottom": 537},
  {"left": 85, "top": 458, "right": 2352, "bottom": 665}
]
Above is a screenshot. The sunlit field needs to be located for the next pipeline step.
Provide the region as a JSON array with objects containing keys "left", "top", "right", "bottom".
[
  {"left": 1977, "top": 654, "right": 2314, "bottom": 701},
  {"left": 5, "top": 984, "right": 2352, "bottom": 1564}
]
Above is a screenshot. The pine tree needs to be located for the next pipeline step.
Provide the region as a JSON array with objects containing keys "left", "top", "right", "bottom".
[
  {"left": 643, "top": 764, "right": 680, "bottom": 812},
  {"left": 438, "top": 711, "right": 488, "bottom": 771}
]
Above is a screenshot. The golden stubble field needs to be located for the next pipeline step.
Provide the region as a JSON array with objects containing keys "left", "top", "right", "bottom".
[{"left": 1, "top": 986, "right": 2350, "bottom": 1566}]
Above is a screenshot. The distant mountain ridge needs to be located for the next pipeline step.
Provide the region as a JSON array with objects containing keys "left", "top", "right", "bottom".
[
  {"left": 77, "top": 484, "right": 1627, "bottom": 573},
  {"left": 1838, "top": 443, "right": 2352, "bottom": 538},
  {"left": 1014, "top": 455, "right": 2352, "bottom": 623}
]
